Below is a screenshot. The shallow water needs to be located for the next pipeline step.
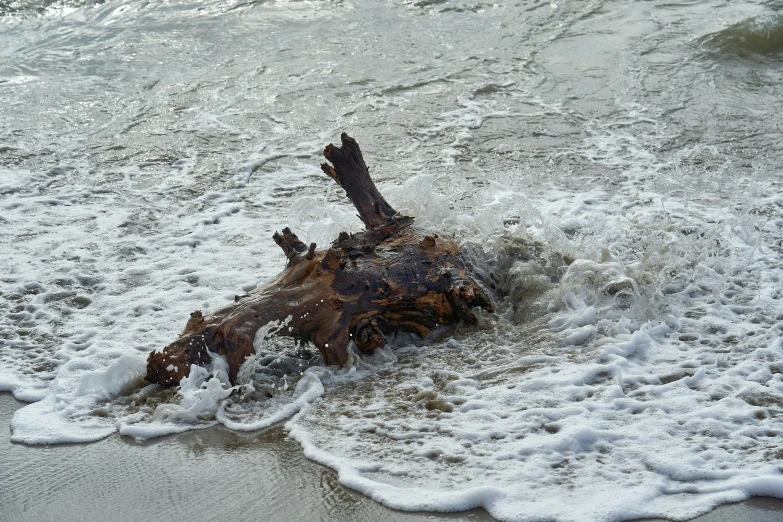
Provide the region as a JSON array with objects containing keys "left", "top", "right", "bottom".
[
  {"left": 0, "top": 393, "right": 495, "bottom": 522},
  {"left": 2, "top": 1, "right": 783, "bottom": 521},
  {"left": 2, "top": 395, "right": 782, "bottom": 522}
]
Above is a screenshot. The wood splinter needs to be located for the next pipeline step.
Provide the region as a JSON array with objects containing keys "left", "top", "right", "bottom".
[{"left": 146, "top": 133, "right": 493, "bottom": 387}]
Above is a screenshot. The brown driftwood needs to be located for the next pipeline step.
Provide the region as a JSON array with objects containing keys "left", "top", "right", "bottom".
[{"left": 145, "top": 133, "right": 493, "bottom": 387}]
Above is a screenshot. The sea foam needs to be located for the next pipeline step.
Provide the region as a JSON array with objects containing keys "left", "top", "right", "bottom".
[{"left": 3, "top": 0, "right": 783, "bottom": 520}]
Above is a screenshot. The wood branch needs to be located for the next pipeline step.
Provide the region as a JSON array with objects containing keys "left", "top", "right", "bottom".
[
  {"left": 146, "top": 134, "right": 493, "bottom": 388},
  {"left": 273, "top": 227, "right": 307, "bottom": 267},
  {"left": 321, "top": 132, "right": 398, "bottom": 229}
]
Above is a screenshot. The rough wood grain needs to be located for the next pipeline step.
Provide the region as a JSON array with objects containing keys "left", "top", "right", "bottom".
[{"left": 146, "top": 134, "right": 492, "bottom": 387}]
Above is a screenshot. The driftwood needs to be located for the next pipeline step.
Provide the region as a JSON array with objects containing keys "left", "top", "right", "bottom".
[{"left": 146, "top": 134, "right": 493, "bottom": 387}]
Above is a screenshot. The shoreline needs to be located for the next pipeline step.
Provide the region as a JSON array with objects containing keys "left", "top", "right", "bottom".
[{"left": 2, "top": 393, "right": 781, "bottom": 522}]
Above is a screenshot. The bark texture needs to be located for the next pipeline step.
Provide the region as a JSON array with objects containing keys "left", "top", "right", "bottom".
[{"left": 146, "top": 133, "right": 492, "bottom": 387}]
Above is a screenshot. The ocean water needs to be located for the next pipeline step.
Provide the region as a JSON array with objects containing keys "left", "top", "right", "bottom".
[{"left": 2, "top": 1, "right": 783, "bottom": 521}]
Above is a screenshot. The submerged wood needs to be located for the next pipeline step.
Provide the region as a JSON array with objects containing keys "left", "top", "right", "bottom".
[{"left": 145, "top": 133, "right": 493, "bottom": 387}]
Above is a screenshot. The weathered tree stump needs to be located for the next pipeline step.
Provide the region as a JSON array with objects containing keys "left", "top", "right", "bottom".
[{"left": 145, "top": 133, "right": 493, "bottom": 387}]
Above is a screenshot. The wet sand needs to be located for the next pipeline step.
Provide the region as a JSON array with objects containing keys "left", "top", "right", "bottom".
[{"left": 1, "top": 393, "right": 781, "bottom": 522}]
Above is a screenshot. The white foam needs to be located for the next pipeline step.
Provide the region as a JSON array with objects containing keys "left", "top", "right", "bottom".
[
  {"left": 7, "top": 143, "right": 783, "bottom": 519},
  {"left": 216, "top": 371, "right": 324, "bottom": 432},
  {"left": 3, "top": 1, "right": 783, "bottom": 520},
  {"left": 119, "top": 364, "right": 235, "bottom": 440},
  {"left": 11, "top": 354, "right": 147, "bottom": 444},
  {"left": 274, "top": 170, "right": 783, "bottom": 522}
]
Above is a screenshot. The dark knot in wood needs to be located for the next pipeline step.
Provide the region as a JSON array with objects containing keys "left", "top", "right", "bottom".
[{"left": 354, "top": 318, "right": 386, "bottom": 353}]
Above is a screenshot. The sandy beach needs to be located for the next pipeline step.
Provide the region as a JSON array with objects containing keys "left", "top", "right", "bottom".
[
  {"left": 1, "top": 393, "right": 492, "bottom": 522},
  {"left": 2, "top": 393, "right": 781, "bottom": 522}
]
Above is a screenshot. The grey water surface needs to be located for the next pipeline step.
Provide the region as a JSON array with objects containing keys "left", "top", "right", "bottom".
[{"left": 2, "top": 1, "right": 783, "bottom": 521}]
